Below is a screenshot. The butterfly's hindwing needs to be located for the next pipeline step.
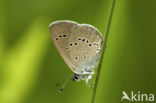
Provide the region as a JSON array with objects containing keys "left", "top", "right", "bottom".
[{"left": 68, "top": 24, "right": 103, "bottom": 74}]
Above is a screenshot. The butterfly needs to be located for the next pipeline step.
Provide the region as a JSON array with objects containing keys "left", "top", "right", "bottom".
[{"left": 49, "top": 20, "right": 103, "bottom": 92}]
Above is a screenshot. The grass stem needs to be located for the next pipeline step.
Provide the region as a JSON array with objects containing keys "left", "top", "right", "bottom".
[{"left": 91, "top": 0, "right": 116, "bottom": 103}]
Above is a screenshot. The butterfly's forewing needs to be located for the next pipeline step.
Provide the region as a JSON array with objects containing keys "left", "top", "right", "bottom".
[
  {"left": 68, "top": 24, "right": 104, "bottom": 74},
  {"left": 49, "top": 20, "right": 78, "bottom": 70}
]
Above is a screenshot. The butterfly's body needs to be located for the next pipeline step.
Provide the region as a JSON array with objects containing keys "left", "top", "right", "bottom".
[{"left": 49, "top": 20, "right": 103, "bottom": 86}]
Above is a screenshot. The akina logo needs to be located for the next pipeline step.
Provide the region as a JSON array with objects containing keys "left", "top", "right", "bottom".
[{"left": 121, "top": 91, "right": 155, "bottom": 102}]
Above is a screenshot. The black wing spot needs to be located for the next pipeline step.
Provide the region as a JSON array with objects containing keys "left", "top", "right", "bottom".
[
  {"left": 74, "top": 43, "right": 77, "bottom": 45},
  {"left": 82, "top": 39, "right": 85, "bottom": 42},
  {"left": 86, "top": 40, "right": 89, "bottom": 43},
  {"left": 83, "top": 56, "right": 86, "bottom": 59},
  {"left": 97, "top": 49, "right": 99, "bottom": 51},
  {"left": 89, "top": 44, "right": 92, "bottom": 46},
  {"left": 59, "top": 35, "right": 62, "bottom": 38},
  {"left": 78, "top": 38, "right": 81, "bottom": 40},
  {"left": 66, "top": 48, "right": 69, "bottom": 49},
  {"left": 56, "top": 38, "right": 59, "bottom": 40},
  {"left": 70, "top": 43, "right": 72, "bottom": 46},
  {"left": 75, "top": 56, "right": 78, "bottom": 59},
  {"left": 63, "top": 35, "right": 67, "bottom": 37}
]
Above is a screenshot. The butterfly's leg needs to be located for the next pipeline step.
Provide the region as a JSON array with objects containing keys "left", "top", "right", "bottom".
[
  {"left": 86, "top": 80, "right": 95, "bottom": 86},
  {"left": 87, "top": 82, "right": 95, "bottom": 85},
  {"left": 89, "top": 75, "right": 97, "bottom": 80},
  {"left": 86, "top": 83, "right": 95, "bottom": 88},
  {"left": 85, "top": 79, "right": 94, "bottom": 88},
  {"left": 85, "top": 77, "right": 95, "bottom": 88}
]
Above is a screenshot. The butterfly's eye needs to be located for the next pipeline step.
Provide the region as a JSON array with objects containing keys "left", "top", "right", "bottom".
[
  {"left": 74, "top": 74, "right": 79, "bottom": 79},
  {"left": 73, "top": 73, "right": 79, "bottom": 81}
]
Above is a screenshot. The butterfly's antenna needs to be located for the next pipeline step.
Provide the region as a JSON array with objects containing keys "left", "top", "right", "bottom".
[
  {"left": 56, "top": 74, "right": 73, "bottom": 87},
  {"left": 56, "top": 74, "right": 73, "bottom": 93},
  {"left": 56, "top": 80, "right": 62, "bottom": 87},
  {"left": 59, "top": 77, "right": 71, "bottom": 93}
]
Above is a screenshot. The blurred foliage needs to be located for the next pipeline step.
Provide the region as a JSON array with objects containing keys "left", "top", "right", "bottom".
[{"left": 0, "top": 0, "right": 156, "bottom": 103}]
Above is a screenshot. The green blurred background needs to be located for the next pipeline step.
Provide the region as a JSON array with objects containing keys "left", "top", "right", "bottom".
[{"left": 0, "top": 0, "right": 156, "bottom": 103}]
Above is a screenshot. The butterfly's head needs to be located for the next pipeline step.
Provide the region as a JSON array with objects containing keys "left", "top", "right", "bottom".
[{"left": 72, "top": 73, "right": 80, "bottom": 81}]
